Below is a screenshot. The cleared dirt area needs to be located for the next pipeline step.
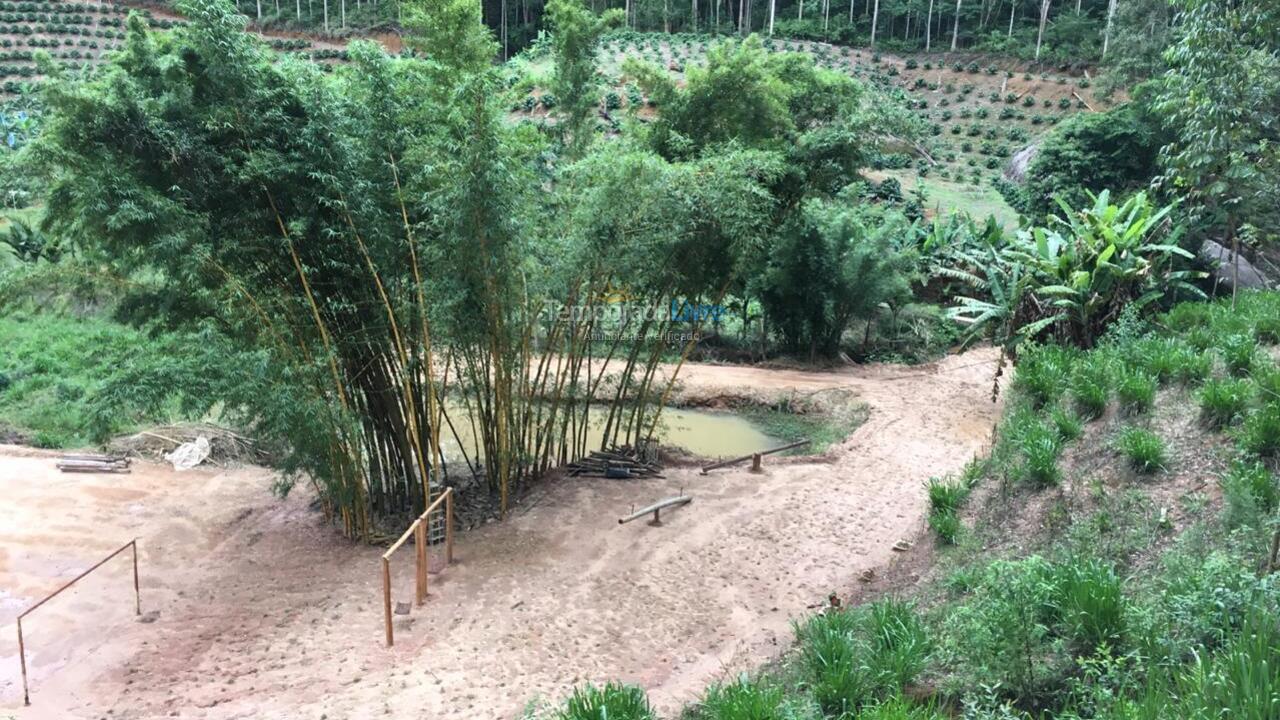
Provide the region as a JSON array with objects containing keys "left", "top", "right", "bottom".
[{"left": 0, "top": 349, "right": 1000, "bottom": 719}]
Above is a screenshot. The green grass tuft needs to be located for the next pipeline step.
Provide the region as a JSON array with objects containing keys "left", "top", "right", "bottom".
[
  {"left": 1071, "top": 358, "right": 1111, "bottom": 420},
  {"left": 699, "top": 675, "right": 785, "bottom": 720},
  {"left": 1198, "top": 377, "right": 1252, "bottom": 429},
  {"left": 1116, "top": 369, "right": 1157, "bottom": 416},
  {"left": 556, "top": 682, "right": 653, "bottom": 720},
  {"left": 1219, "top": 334, "right": 1260, "bottom": 377},
  {"left": 1116, "top": 427, "right": 1167, "bottom": 474},
  {"left": 1238, "top": 403, "right": 1280, "bottom": 458}
]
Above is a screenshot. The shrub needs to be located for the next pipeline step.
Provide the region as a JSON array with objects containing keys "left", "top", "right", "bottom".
[
  {"left": 1171, "top": 347, "right": 1213, "bottom": 385},
  {"left": 1199, "top": 378, "right": 1251, "bottom": 428},
  {"left": 866, "top": 598, "right": 930, "bottom": 690},
  {"left": 1152, "top": 612, "right": 1280, "bottom": 720},
  {"left": 938, "top": 556, "right": 1059, "bottom": 702},
  {"left": 856, "top": 697, "right": 944, "bottom": 719},
  {"left": 1116, "top": 370, "right": 1157, "bottom": 416},
  {"left": 794, "top": 601, "right": 928, "bottom": 716},
  {"left": 1254, "top": 365, "right": 1280, "bottom": 402},
  {"left": 1239, "top": 403, "right": 1280, "bottom": 457},
  {"left": 557, "top": 683, "right": 653, "bottom": 720},
  {"left": 1020, "top": 105, "right": 1162, "bottom": 222},
  {"left": 1165, "top": 301, "right": 1214, "bottom": 332},
  {"left": 1116, "top": 427, "right": 1167, "bottom": 474},
  {"left": 796, "top": 611, "right": 875, "bottom": 716}
]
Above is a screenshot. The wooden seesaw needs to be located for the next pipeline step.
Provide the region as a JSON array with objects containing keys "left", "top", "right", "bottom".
[
  {"left": 618, "top": 495, "right": 692, "bottom": 526},
  {"left": 699, "top": 439, "right": 811, "bottom": 475}
]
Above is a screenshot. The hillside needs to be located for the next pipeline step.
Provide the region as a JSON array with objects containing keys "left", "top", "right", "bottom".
[
  {"left": 0, "top": 0, "right": 361, "bottom": 97},
  {"left": 508, "top": 32, "right": 1112, "bottom": 224}
]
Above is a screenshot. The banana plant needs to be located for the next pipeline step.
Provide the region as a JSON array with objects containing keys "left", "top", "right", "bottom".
[
  {"left": 947, "top": 248, "right": 1061, "bottom": 399},
  {"left": 1007, "top": 190, "right": 1204, "bottom": 347}
]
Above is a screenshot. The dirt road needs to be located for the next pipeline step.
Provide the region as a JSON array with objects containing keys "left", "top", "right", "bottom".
[{"left": 0, "top": 349, "right": 1000, "bottom": 719}]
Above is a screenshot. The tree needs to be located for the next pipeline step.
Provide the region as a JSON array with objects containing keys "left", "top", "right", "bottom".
[
  {"left": 1035, "top": 0, "right": 1051, "bottom": 60},
  {"left": 950, "top": 0, "right": 962, "bottom": 51},
  {"left": 1020, "top": 104, "right": 1163, "bottom": 220},
  {"left": 1101, "top": 0, "right": 1117, "bottom": 58},
  {"left": 1154, "top": 0, "right": 1280, "bottom": 304},
  {"left": 547, "top": 0, "right": 623, "bottom": 158},
  {"left": 871, "top": 0, "right": 880, "bottom": 48},
  {"left": 758, "top": 202, "right": 913, "bottom": 358}
]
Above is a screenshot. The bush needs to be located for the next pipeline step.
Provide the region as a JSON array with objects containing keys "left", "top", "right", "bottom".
[
  {"left": 929, "top": 510, "right": 962, "bottom": 545},
  {"left": 794, "top": 600, "right": 928, "bottom": 716},
  {"left": 927, "top": 475, "right": 970, "bottom": 515},
  {"left": 1019, "top": 105, "right": 1162, "bottom": 221},
  {"left": 1116, "top": 427, "right": 1167, "bottom": 474},
  {"left": 1199, "top": 378, "right": 1251, "bottom": 428},
  {"left": 1140, "top": 612, "right": 1280, "bottom": 720},
  {"left": 938, "top": 556, "right": 1059, "bottom": 702},
  {"left": 866, "top": 598, "right": 930, "bottom": 690},
  {"left": 796, "top": 611, "right": 875, "bottom": 716},
  {"left": 1171, "top": 347, "right": 1213, "bottom": 385},
  {"left": 557, "top": 683, "right": 653, "bottom": 720},
  {"left": 1016, "top": 418, "right": 1064, "bottom": 486}
]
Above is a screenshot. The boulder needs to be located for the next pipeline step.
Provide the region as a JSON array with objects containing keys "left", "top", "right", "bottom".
[{"left": 1199, "top": 239, "right": 1272, "bottom": 292}]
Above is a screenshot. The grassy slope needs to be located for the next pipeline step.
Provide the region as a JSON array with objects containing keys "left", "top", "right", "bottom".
[
  {"left": 536, "top": 291, "right": 1280, "bottom": 720},
  {"left": 0, "top": 312, "right": 179, "bottom": 447}
]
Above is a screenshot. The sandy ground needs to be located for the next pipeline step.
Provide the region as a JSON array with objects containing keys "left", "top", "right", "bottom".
[{"left": 0, "top": 349, "right": 1000, "bottom": 719}]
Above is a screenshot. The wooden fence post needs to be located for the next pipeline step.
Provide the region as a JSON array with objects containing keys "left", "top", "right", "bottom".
[
  {"left": 18, "top": 618, "right": 29, "bottom": 705},
  {"left": 445, "top": 488, "right": 455, "bottom": 564},
  {"left": 414, "top": 521, "right": 426, "bottom": 605},
  {"left": 382, "top": 556, "right": 393, "bottom": 647},
  {"left": 131, "top": 540, "right": 141, "bottom": 616}
]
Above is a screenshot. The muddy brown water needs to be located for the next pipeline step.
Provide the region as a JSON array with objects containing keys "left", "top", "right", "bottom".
[{"left": 439, "top": 403, "right": 783, "bottom": 462}]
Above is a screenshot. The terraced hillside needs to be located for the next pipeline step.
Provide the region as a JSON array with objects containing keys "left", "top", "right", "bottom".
[
  {"left": 509, "top": 32, "right": 1116, "bottom": 223},
  {"left": 0, "top": 0, "right": 354, "bottom": 97}
]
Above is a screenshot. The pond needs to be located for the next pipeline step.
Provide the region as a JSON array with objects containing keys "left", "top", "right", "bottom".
[{"left": 439, "top": 404, "right": 783, "bottom": 463}]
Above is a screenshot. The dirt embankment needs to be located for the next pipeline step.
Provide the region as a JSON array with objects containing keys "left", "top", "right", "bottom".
[{"left": 1, "top": 349, "right": 1000, "bottom": 719}]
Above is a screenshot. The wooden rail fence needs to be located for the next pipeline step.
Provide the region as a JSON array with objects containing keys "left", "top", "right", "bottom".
[
  {"left": 16, "top": 538, "right": 141, "bottom": 705},
  {"left": 381, "top": 486, "right": 454, "bottom": 647}
]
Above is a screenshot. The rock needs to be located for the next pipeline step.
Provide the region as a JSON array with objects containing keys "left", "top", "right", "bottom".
[
  {"left": 1200, "top": 239, "right": 1272, "bottom": 292},
  {"left": 1004, "top": 143, "right": 1040, "bottom": 183}
]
